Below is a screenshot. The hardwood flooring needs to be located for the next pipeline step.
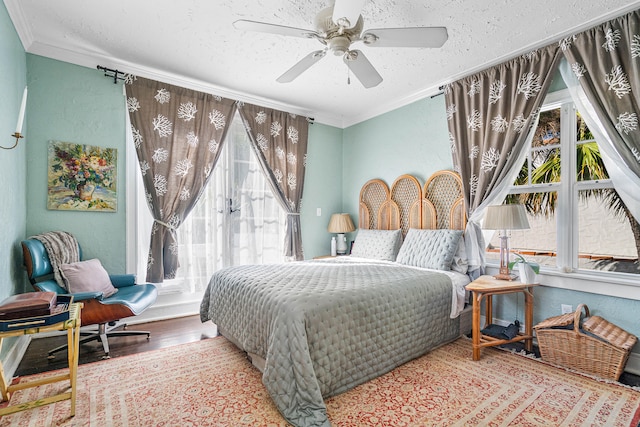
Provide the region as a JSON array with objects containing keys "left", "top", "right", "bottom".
[
  {"left": 15, "top": 315, "right": 640, "bottom": 388},
  {"left": 15, "top": 315, "right": 217, "bottom": 377}
]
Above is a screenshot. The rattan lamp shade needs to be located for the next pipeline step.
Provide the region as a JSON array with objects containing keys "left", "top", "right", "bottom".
[{"left": 327, "top": 213, "right": 356, "bottom": 233}]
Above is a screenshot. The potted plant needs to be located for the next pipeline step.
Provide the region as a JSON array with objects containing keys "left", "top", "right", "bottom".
[{"left": 509, "top": 253, "right": 540, "bottom": 284}]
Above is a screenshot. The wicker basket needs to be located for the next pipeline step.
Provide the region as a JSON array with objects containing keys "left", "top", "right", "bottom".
[{"left": 534, "top": 304, "right": 637, "bottom": 381}]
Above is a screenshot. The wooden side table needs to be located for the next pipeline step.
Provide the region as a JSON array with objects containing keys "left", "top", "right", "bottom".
[
  {"left": 466, "top": 275, "right": 538, "bottom": 361},
  {"left": 0, "top": 302, "right": 82, "bottom": 417}
]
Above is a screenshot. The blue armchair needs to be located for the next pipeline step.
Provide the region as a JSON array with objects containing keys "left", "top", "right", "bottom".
[{"left": 21, "top": 238, "right": 158, "bottom": 359}]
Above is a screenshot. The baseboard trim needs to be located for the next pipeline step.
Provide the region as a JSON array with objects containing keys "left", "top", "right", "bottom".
[
  {"left": 1, "top": 335, "right": 31, "bottom": 380},
  {"left": 625, "top": 351, "right": 640, "bottom": 376},
  {"left": 124, "top": 297, "right": 200, "bottom": 325},
  {"left": 29, "top": 296, "right": 201, "bottom": 340}
]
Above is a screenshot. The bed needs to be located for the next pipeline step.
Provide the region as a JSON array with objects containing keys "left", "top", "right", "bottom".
[{"left": 200, "top": 170, "right": 469, "bottom": 427}]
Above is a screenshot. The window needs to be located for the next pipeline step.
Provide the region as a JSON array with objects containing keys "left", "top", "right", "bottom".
[
  {"left": 128, "top": 113, "right": 286, "bottom": 295},
  {"left": 486, "top": 92, "right": 639, "bottom": 277}
]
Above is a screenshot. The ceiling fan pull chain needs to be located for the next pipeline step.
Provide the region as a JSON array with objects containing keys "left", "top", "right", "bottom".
[{"left": 347, "top": 67, "right": 351, "bottom": 85}]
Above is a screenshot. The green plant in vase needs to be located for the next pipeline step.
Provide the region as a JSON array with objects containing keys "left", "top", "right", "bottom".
[{"left": 508, "top": 253, "right": 540, "bottom": 284}]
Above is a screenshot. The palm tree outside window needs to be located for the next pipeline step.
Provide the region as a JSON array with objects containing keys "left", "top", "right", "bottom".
[{"left": 486, "top": 94, "right": 639, "bottom": 276}]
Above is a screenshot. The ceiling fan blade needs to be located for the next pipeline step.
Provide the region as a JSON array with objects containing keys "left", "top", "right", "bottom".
[
  {"left": 277, "top": 50, "right": 327, "bottom": 83},
  {"left": 233, "top": 20, "right": 318, "bottom": 39},
  {"left": 332, "top": 0, "right": 367, "bottom": 28},
  {"left": 343, "top": 50, "right": 382, "bottom": 88},
  {"left": 362, "top": 27, "right": 448, "bottom": 48}
]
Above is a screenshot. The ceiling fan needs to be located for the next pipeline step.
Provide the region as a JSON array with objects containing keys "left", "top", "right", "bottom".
[{"left": 233, "top": 0, "right": 448, "bottom": 88}]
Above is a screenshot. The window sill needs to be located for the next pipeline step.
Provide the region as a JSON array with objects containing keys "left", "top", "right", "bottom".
[{"left": 485, "top": 264, "right": 640, "bottom": 301}]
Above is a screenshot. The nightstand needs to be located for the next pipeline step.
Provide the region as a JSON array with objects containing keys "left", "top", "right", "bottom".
[{"left": 465, "top": 275, "right": 538, "bottom": 361}]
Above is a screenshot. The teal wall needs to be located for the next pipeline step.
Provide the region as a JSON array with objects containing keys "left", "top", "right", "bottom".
[
  {"left": 301, "top": 123, "right": 344, "bottom": 259},
  {"left": 0, "top": 2, "right": 28, "bottom": 359},
  {"left": 26, "top": 55, "right": 128, "bottom": 273},
  {"left": 342, "top": 95, "right": 453, "bottom": 215}
]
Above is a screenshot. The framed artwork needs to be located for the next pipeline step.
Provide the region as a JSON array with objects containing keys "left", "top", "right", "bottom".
[{"left": 47, "top": 141, "right": 117, "bottom": 212}]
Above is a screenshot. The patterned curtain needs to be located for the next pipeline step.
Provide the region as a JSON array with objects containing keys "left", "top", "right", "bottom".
[
  {"left": 125, "top": 76, "right": 237, "bottom": 282},
  {"left": 560, "top": 9, "right": 640, "bottom": 221},
  {"left": 444, "top": 44, "right": 562, "bottom": 276},
  {"left": 237, "top": 103, "right": 309, "bottom": 260}
]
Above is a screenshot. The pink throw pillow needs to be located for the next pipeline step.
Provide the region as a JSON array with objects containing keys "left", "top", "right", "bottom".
[{"left": 60, "top": 259, "right": 118, "bottom": 298}]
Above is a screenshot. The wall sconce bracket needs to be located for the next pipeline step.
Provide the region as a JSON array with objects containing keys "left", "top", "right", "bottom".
[{"left": 1, "top": 132, "right": 23, "bottom": 150}]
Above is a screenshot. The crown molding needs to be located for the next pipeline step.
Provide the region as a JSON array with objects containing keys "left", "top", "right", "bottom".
[
  {"left": 4, "top": 0, "right": 344, "bottom": 128},
  {"left": 341, "top": 1, "right": 640, "bottom": 128},
  {"left": 3, "top": 0, "right": 33, "bottom": 50},
  {"left": 26, "top": 39, "right": 345, "bottom": 128}
]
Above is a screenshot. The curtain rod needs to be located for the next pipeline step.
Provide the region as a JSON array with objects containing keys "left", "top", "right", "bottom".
[
  {"left": 97, "top": 65, "right": 126, "bottom": 84},
  {"left": 430, "top": 85, "right": 446, "bottom": 98},
  {"left": 97, "top": 64, "right": 315, "bottom": 124}
]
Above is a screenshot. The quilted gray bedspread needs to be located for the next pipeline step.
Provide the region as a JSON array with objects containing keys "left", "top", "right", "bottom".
[{"left": 199, "top": 258, "right": 460, "bottom": 427}]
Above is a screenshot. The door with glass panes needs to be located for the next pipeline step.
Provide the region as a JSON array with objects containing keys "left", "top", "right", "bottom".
[{"left": 152, "top": 112, "right": 286, "bottom": 294}]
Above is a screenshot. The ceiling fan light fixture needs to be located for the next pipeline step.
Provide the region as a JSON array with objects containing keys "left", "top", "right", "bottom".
[
  {"left": 328, "top": 36, "right": 351, "bottom": 56},
  {"left": 335, "top": 17, "right": 352, "bottom": 29},
  {"left": 362, "top": 33, "right": 379, "bottom": 45},
  {"left": 345, "top": 51, "right": 359, "bottom": 61}
]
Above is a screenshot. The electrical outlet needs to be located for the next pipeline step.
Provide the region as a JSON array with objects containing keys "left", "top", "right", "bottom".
[{"left": 561, "top": 304, "right": 573, "bottom": 314}]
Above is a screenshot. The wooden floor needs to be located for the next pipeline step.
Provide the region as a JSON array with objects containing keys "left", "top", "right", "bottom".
[{"left": 15, "top": 315, "right": 217, "bottom": 377}]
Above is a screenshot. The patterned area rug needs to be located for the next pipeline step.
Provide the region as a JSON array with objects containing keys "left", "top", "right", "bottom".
[{"left": 2, "top": 336, "right": 639, "bottom": 426}]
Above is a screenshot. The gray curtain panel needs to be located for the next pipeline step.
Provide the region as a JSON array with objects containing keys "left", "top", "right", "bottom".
[
  {"left": 562, "top": 9, "right": 640, "bottom": 178},
  {"left": 445, "top": 44, "right": 562, "bottom": 213},
  {"left": 125, "top": 76, "right": 237, "bottom": 282},
  {"left": 444, "top": 44, "right": 561, "bottom": 276},
  {"left": 238, "top": 103, "right": 309, "bottom": 260}
]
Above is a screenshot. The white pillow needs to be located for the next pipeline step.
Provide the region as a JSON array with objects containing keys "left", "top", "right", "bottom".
[
  {"left": 350, "top": 229, "right": 403, "bottom": 261},
  {"left": 450, "top": 235, "right": 469, "bottom": 274},
  {"left": 396, "top": 228, "right": 463, "bottom": 271},
  {"left": 60, "top": 258, "right": 118, "bottom": 297}
]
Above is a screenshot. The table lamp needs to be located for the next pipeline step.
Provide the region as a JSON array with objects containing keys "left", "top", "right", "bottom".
[
  {"left": 327, "top": 213, "right": 355, "bottom": 255},
  {"left": 483, "top": 204, "right": 530, "bottom": 280}
]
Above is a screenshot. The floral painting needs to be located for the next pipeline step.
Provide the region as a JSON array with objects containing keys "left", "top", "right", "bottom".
[{"left": 47, "top": 141, "right": 117, "bottom": 211}]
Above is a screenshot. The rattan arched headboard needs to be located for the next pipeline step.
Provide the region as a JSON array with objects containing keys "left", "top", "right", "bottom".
[
  {"left": 423, "top": 170, "right": 466, "bottom": 231},
  {"left": 358, "top": 170, "right": 466, "bottom": 236},
  {"left": 358, "top": 179, "right": 389, "bottom": 231}
]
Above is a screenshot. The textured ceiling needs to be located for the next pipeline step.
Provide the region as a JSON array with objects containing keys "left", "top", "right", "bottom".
[{"left": 5, "top": 0, "right": 640, "bottom": 127}]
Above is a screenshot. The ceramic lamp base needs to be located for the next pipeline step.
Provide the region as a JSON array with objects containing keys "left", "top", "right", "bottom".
[{"left": 336, "top": 233, "right": 347, "bottom": 255}]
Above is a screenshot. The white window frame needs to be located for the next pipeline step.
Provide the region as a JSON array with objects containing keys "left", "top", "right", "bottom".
[{"left": 490, "top": 89, "right": 640, "bottom": 299}]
